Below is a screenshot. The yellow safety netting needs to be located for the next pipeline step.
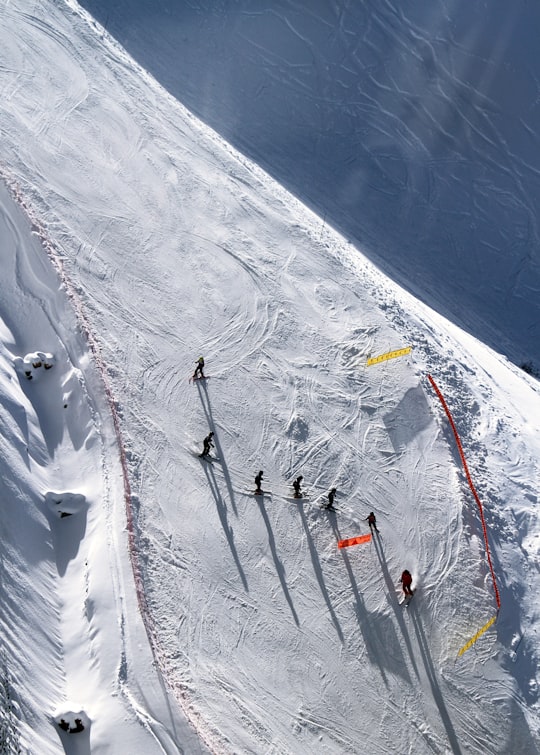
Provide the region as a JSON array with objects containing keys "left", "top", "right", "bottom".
[
  {"left": 457, "top": 616, "right": 497, "bottom": 657},
  {"left": 366, "top": 346, "right": 412, "bottom": 366}
]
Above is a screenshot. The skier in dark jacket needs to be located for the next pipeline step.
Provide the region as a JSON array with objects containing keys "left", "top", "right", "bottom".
[
  {"left": 255, "top": 470, "right": 264, "bottom": 494},
  {"left": 193, "top": 356, "right": 205, "bottom": 379},
  {"left": 366, "top": 511, "right": 379, "bottom": 533},
  {"left": 400, "top": 569, "right": 414, "bottom": 596},
  {"left": 325, "top": 488, "right": 337, "bottom": 509},
  {"left": 200, "top": 431, "right": 214, "bottom": 458},
  {"left": 292, "top": 475, "right": 304, "bottom": 498}
]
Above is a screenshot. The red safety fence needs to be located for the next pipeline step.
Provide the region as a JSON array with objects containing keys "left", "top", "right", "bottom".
[{"left": 428, "top": 374, "right": 501, "bottom": 609}]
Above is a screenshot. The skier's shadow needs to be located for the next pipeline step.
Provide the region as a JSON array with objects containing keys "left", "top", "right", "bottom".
[
  {"left": 255, "top": 495, "right": 299, "bottom": 626},
  {"left": 53, "top": 716, "right": 91, "bottom": 755},
  {"left": 55, "top": 730, "right": 91, "bottom": 755},
  {"left": 201, "top": 457, "right": 248, "bottom": 591},
  {"left": 196, "top": 379, "right": 237, "bottom": 515},
  {"left": 331, "top": 514, "right": 399, "bottom": 686},
  {"left": 327, "top": 514, "right": 399, "bottom": 683},
  {"left": 372, "top": 533, "right": 420, "bottom": 680},
  {"left": 299, "top": 504, "right": 344, "bottom": 642},
  {"left": 409, "top": 604, "right": 463, "bottom": 755}
]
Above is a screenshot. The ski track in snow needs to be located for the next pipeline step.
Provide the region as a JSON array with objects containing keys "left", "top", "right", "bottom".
[
  {"left": 79, "top": 0, "right": 540, "bottom": 370},
  {"left": 0, "top": 1, "right": 539, "bottom": 754},
  {"left": 0, "top": 182, "right": 209, "bottom": 753}
]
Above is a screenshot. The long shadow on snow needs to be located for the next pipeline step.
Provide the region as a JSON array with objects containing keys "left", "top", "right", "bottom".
[
  {"left": 255, "top": 495, "right": 299, "bottom": 626},
  {"left": 195, "top": 379, "right": 249, "bottom": 589},
  {"left": 298, "top": 503, "right": 344, "bottom": 643},
  {"left": 371, "top": 532, "right": 420, "bottom": 681},
  {"left": 326, "top": 512, "right": 389, "bottom": 685},
  {"left": 16, "top": 366, "right": 65, "bottom": 458},
  {"left": 200, "top": 457, "right": 248, "bottom": 592},
  {"left": 409, "top": 603, "right": 463, "bottom": 755},
  {"left": 327, "top": 512, "right": 410, "bottom": 686},
  {"left": 196, "top": 379, "right": 237, "bottom": 515},
  {"left": 45, "top": 505, "right": 88, "bottom": 578},
  {"left": 55, "top": 724, "right": 91, "bottom": 755}
]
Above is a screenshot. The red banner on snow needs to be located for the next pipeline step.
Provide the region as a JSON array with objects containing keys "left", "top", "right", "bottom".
[{"left": 338, "top": 534, "right": 372, "bottom": 549}]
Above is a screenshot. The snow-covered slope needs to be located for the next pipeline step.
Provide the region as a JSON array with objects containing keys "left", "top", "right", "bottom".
[
  {"left": 78, "top": 0, "right": 540, "bottom": 370},
  {"left": 0, "top": 1, "right": 539, "bottom": 753},
  {"left": 0, "top": 182, "right": 209, "bottom": 753}
]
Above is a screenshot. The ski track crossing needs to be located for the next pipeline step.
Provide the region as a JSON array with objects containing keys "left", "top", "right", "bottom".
[
  {"left": 0, "top": 1, "right": 539, "bottom": 753},
  {"left": 78, "top": 0, "right": 540, "bottom": 370}
]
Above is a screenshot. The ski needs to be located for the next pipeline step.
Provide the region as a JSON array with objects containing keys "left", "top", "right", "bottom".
[
  {"left": 189, "top": 376, "right": 211, "bottom": 383},
  {"left": 400, "top": 591, "right": 415, "bottom": 607}
]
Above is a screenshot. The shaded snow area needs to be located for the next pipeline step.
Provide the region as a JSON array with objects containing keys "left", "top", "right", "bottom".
[
  {"left": 0, "top": 1, "right": 539, "bottom": 754},
  {"left": 79, "top": 0, "right": 540, "bottom": 371}
]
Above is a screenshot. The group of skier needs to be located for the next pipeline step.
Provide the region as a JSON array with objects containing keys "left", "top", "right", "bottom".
[
  {"left": 253, "top": 470, "right": 413, "bottom": 600},
  {"left": 194, "top": 356, "right": 414, "bottom": 602},
  {"left": 252, "top": 474, "right": 413, "bottom": 599}
]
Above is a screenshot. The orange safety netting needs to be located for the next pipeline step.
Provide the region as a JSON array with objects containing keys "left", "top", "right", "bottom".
[{"left": 338, "top": 534, "right": 372, "bottom": 549}]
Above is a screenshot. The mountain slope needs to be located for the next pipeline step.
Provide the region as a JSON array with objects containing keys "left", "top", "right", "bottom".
[
  {"left": 0, "top": 1, "right": 539, "bottom": 753},
  {"left": 78, "top": 0, "right": 540, "bottom": 370}
]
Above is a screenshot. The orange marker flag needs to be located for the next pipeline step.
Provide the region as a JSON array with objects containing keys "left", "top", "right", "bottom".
[{"left": 338, "top": 534, "right": 372, "bottom": 549}]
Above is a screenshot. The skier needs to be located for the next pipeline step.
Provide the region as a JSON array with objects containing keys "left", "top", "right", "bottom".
[
  {"left": 193, "top": 356, "right": 205, "bottom": 379},
  {"left": 366, "top": 511, "right": 379, "bottom": 533},
  {"left": 292, "top": 475, "right": 303, "bottom": 498},
  {"left": 200, "top": 431, "right": 214, "bottom": 458},
  {"left": 325, "top": 487, "right": 337, "bottom": 510},
  {"left": 255, "top": 470, "right": 264, "bottom": 495},
  {"left": 400, "top": 569, "right": 414, "bottom": 597}
]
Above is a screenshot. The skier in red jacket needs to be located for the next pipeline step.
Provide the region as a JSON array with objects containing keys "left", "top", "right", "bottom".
[{"left": 400, "top": 570, "right": 414, "bottom": 596}]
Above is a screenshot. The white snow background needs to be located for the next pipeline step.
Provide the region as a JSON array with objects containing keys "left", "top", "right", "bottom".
[{"left": 0, "top": 1, "right": 539, "bottom": 754}]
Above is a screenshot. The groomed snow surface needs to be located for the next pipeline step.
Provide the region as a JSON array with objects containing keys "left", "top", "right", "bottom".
[{"left": 0, "top": 1, "right": 539, "bottom": 754}]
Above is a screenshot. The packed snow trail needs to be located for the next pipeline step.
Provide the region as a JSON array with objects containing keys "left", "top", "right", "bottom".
[{"left": 0, "top": 1, "right": 539, "bottom": 753}]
